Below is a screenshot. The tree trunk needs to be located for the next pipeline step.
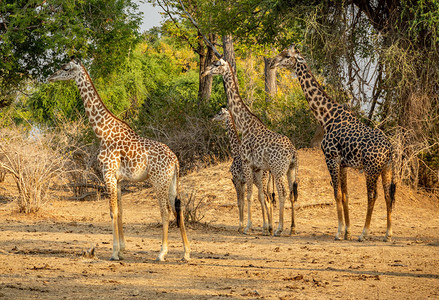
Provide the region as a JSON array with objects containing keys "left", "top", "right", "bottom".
[
  {"left": 222, "top": 34, "right": 236, "bottom": 74},
  {"left": 222, "top": 34, "right": 238, "bottom": 101},
  {"left": 197, "top": 33, "right": 217, "bottom": 104},
  {"left": 264, "top": 56, "right": 277, "bottom": 104}
]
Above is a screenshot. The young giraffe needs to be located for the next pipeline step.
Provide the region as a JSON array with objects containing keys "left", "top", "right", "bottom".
[
  {"left": 212, "top": 107, "right": 275, "bottom": 234},
  {"left": 48, "top": 57, "right": 190, "bottom": 261},
  {"left": 204, "top": 59, "right": 298, "bottom": 236},
  {"left": 271, "top": 44, "right": 396, "bottom": 241}
]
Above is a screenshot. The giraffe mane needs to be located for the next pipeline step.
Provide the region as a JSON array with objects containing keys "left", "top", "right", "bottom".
[{"left": 80, "top": 64, "right": 136, "bottom": 134}]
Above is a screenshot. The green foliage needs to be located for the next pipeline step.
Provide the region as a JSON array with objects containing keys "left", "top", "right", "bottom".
[
  {"left": 0, "top": 0, "right": 142, "bottom": 107},
  {"left": 28, "top": 82, "right": 83, "bottom": 125}
]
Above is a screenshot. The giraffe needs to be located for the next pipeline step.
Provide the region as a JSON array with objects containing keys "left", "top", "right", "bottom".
[
  {"left": 48, "top": 57, "right": 190, "bottom": 261},
  {"left": 204, "top": 59, "right": 298, "bottom": 236},
  {"left": 270, "top": 44, "right": 396, "bottom": 241},
  {"left": 212, "top": 107, "right": 275, "bottom": 234}
]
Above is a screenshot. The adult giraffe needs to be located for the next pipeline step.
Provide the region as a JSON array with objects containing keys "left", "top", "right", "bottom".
[
  {"left": 48, "top": 57, "right": 190, "bottom": 261},
  {"left": 212, "top": 107, "right": 275, "bottom": 234},
  {"left": 204, "top": 59, "right": 298, "bottom": 236},
  {"left": 271, "top": 44, "right": 396, "bottom": 241}
]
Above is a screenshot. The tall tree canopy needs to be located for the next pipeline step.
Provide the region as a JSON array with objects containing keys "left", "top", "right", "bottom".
[
  {"left": 0, "top": 0, "right": 142, "bottom": 108},
  {"left": 209, "top": 0, "right": 439, "bottom": 186}
]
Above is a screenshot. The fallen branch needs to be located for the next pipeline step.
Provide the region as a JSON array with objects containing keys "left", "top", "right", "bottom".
[{"left": 295, "top": 202, "right": 333, "bottom": 210}]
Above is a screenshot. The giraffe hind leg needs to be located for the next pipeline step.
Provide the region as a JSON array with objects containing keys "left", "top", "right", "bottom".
[
  {"left": 117, "top": 183, "right": 126, "bottom": 251},
  {"left": 358, "top": 173, "right": 379, "bottom": 242},
  {"left": 106, "top": 175, "right": 122, "bottom": 261},
  {"left": 274, "top": 175, "right": 287, "bottom": 237},
  {"left": 168, "top": 170, "right": 190, "bottom": 261},
  {"left": 382, "top": 166, "right": 395, "bottom": 242},
  {"left": 287, "top": 165, "right": 298, "bottom": 236}
]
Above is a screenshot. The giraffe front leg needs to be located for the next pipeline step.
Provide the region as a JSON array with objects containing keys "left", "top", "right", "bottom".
[
  {"left": 255, "top": 170, "right": 269, "bottom": 236},
  {"left": 326, "top": 158, "right": 343, "bottom": 241},
  {"left": 242, "top": 163, "right": 253, "bottom": 234},
  {"left": 233, "top": 179, "right": 245, "bottom": 233},
  {"left": 340, "top": 167, "right": 350, "bottom": 240}
]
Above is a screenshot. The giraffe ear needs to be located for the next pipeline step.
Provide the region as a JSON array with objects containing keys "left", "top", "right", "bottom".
[{"left": 70, "top": 56, "right": 81, "bottom": 64}]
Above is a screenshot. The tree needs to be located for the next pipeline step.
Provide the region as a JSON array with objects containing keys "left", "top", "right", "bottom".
[
  {"left": 152, "top": 0, "right": 219, "bottom": 104},
  {"left": 210, "top": 0, "right": 439, "bottom": 188},
  {"left": 0, "top": 0, "right": 142, "bottom": 108}
]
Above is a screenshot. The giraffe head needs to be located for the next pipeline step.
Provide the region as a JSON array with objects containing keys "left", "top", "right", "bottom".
[
  {"left": 48, "top": 57, "right": 82, "bottom": 82},
  {"left": 212, "top": 107, "right": 229, "bottom": 123},
  {"left": 270, "top": 44, "right": 306, "bottom": 69},
  {"left": 202, "top": 58, "right": 229, "bottom": 77}
]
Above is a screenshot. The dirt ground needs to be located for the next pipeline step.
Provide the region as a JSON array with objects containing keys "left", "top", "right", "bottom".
[{"left": 0, "top": 149, "right": 438, "bottom": 299}]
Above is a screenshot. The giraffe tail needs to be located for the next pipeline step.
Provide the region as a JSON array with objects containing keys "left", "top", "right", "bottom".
[
  {"left": 389, "top": 157, "right": 396, "bottom": 211},
  {"left": 175, "top": 197, "right": 181, "bottom": 228},
  {"left": 292, "top": 181, "right": 298, "bottom": 202},
  {"left": 170, "top": 163, "right": 182, "bottom": 228}
]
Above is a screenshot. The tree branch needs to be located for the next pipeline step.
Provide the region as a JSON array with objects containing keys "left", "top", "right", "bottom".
[{"left": 178, "top": 0, "right": 222, "bottom": 58}]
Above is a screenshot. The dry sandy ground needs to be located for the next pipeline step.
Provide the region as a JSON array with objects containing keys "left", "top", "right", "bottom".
[{"left": 0, "top": 149, "right": 438, "bottom": 299}]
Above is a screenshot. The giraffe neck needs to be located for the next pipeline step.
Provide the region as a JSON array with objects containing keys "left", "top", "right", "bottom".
[
  {"left": 224, "top": 112, "right": 241, "bottom": 158},
  {"left": 294, "top": 61, "right": 344, "bottom": 130},
  {"left": 222, "top": 65, "right": 264, "bottom": 135},
  {"left": 75, "top": 66, "right": 133, "bottom": 141}
]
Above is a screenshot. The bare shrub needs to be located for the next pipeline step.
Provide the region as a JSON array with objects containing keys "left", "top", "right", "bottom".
[
  {"left": 388, "top": 126, "right": 439, "bottom": 191},
  {"left": 181, "top": 190, "right": 210, "bottom": 224},
  {"left": 0, "top": 126, "right": 71, "bottom": 213},
  {"left": 0, "top": 154, "right": 6, "bottom": 183},
  {"left": 53, "top": 117, "right": 105, "bottom": 200},
  {"left": 143, "top": 114, "right": 229, "bottom": 175}
]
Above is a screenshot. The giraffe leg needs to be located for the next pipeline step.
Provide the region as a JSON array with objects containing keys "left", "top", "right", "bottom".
[
  {"left": 117, "top": 183, "right": 126, "bottom": 251},
  {"left": 326, "top": 158, "right": 343, "bottom": 240},
  {"left": 157, "top": 194, "right": 169, "bottom": 261},
  {"left": 233, "top": 178, "right": 245, "bottom": 233},
  {"left": 261, "top": 171, "right": 273, "bottom": 235},
  {"left": 287, "top": 164, "right": 298, "bottom": 236},
  {"left": 169, "top": 168, "right": 191, "bottom": 261},
  {"left": 255, "top": 170, "right": 270, "bottom": 236},
  {"left": 381, "top": 166, "right": 395, "bottom": 242},
  {"left": 340, "top": 167, "right": 350, "bottom": 240},
  {"left": 358, "top": 173, "right": 379, "bottom": 241},
  {"left": 274, "top": 175, "right": 287, "bottom": 237},
  {"left": 176, "top": 206, "right": 191, "bottom": 261},
  {"left": 243, "top": 163, "right": 253, "bottom": 234},
  {"left": 106, "top": 173, "right": 122, "bottom": 261}
]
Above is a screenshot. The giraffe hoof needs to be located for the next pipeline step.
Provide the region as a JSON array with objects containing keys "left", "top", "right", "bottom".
[
  {"left": 384, "top": 236, "right": 392, "bottom": 242},
  {"left": 156, "top": 256, "right": 165, "bottom": 262},
  {"left": 344, "top": 234, "right": 351, "bottom": 240},
  {"left": 181, "top": 256, "right": 191, "bottom": 262},
  {"left": 110, "top": 255, "right": 122, "bottom": 261},
  {"left": 289, "top": 229, "right": 296, "bottom": 236},
  {"left": 358, "top": 236, "right": 365, "bottom": 242},
  {"left": 274, "top": 230, "right": 282, "bottom": 237},
  {"left": 334, "top": 236, "right": 341, "bottom": 241}
]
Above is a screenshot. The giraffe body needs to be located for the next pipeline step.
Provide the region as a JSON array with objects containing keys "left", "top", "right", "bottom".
[
  {"left": 213, "top": 108, "right": 275, "bottom": 234},
  {"left": 205, "top": 60, "right": 298, "bottom": 236},
  {"left": 48, "top": 58, "right": 190, "bottom": 261},
  {"left": 271, "top": 45, "right": 396, "bottom": 241}
]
